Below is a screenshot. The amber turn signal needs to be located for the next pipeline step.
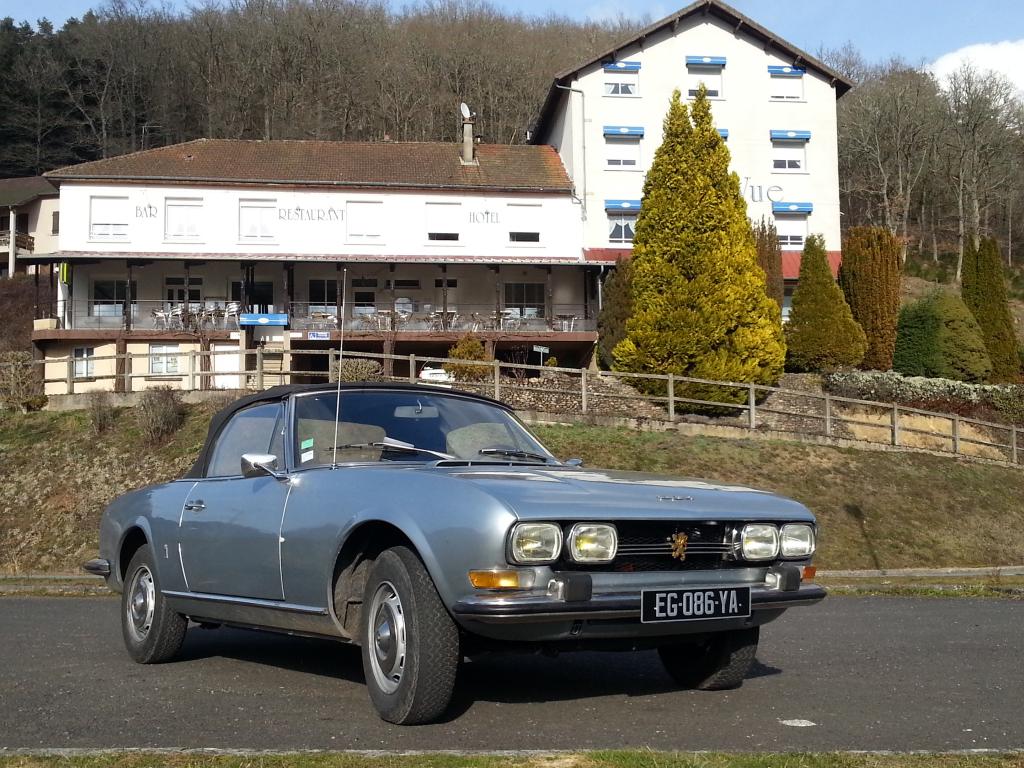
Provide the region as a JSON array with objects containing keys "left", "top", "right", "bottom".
[
  {"left": 801, "top": 566, "right": 817, "bottom": 582},
  {"left": 469, "top": 570, "right": 522, "bottom": 589}
]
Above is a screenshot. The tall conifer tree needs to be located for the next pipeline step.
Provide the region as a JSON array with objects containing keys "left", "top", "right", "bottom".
[
  {"left": 962, "top": 237, "right": 1021, "bottom": 382},
  {"left": 613, "top": 87, "right": 785, "bottom": 404}
]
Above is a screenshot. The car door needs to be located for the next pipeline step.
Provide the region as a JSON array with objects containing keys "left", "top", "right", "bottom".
[{"left": 178, "top": 401, "right": 289, "bottom": 600}]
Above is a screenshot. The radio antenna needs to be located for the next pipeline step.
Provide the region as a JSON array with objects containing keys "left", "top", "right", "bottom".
[{"left": 331, "top": 267, "right": 348, "bottom": 467}]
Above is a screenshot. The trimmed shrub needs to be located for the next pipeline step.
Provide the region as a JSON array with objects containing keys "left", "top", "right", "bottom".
[
  {"left": 823, "top": 370, "right": 1024, "bottom": 425},
  {"left": 87, "top": 391, "right": 117, "bottom": 435},
  {"left": 894, "top": 292, "right": 991, "bottom": 383},
  {"left": 0, "top": 351, "right": 46, "bottom": 413},
  {"left": 596, "top": 259, "right": 632, "bottom": 370},
  {"left": 613, "top": 86, "right": 785, "bottom": 405},
  {"left": 444, "top": 336, "right": 491, "bottom": 381},
  {"left": 839, "top": 227, "right": 902, "bottom": 370},
  {"left": 785, "top": 234, "right": 866, "bottom": 372},
  {"left": 544, "top": 356, "right": 559, "bottom": 367},
  {"left": 137, "top": 387, "right": 185, "bottom": 443},
  {"left": 962, "top": 237, "right": 1021, "bottom": 382},
  {"left": 331, "top": 357, "right": 384, "bottom": 382},
  {"left": 754, "top": 217, "right": 784, "bottom": 309}
]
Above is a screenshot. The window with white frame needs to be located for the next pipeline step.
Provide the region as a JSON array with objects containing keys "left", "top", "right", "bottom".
[
  {"left": 425, "top": 202, "right": 462, "bottom": 242},
  {"left": 149, "top": 344, "right": 181, "bottom": 375},
  {"left": 347, "top": 201, "right": 384, "bottom": 243},
  {"left": 239, "top": 199, "right": 276, "bottom": 242},
  {"left": 605, "top": 138, "right": 641, "bottom": 169},
  {"left": 89, "top": 196, "right": 129, "bottom": 240},
  {"left": 73, "top": 347, "right": 95, "bottom": 378},
  {"left": 772, "top": 141, "right": 806, "bottom": 172},
  {"left": 608, "top": 213, "right": 637, "bottom": 243},
  {"left": 165, "top": 198, "right": 203, "bottom": 241},
  {"left": 687, "top": 65, "right": 723, "bottom": 98},
  {"left": 506, "top": 203, "right": 541, "bottom": 244},
  {"left": 770, "top": 74, "right": 804, "bottom": 101},
  {"left": 775, "top": 215, "right": 808, "bottom": 250},
  {"left": 604, "top": 72, "right": 638, "bottom": 96}
]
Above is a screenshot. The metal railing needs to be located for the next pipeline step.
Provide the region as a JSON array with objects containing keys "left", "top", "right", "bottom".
[{"left": 5, "top": 348, "right": 1021, "bottom": 467}]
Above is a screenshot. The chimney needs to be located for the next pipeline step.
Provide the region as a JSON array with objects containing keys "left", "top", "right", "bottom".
[{"left": 460, "top": 103, "right": 477, "bottom": 165}]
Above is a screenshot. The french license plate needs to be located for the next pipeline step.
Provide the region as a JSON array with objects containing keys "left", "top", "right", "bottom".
[{"left": 641, "top": 586, "right": 751, "bottom": 623}]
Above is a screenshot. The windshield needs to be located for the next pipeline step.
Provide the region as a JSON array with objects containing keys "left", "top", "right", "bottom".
[{"left": 292, "top": 389, "right": 555, "bottom": 467}]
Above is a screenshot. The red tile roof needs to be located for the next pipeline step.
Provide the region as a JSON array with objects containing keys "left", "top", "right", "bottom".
[{"left": 45, "top": 139, "right": 572, "bottom": 194}]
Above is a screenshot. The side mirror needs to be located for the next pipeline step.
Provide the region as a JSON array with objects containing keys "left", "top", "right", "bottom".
[
  {"left": 241, "top": 453, "right": 281, "bottom": 479},
  {"left": 563, "top": 458, "right": 584, "bottom": 467}
]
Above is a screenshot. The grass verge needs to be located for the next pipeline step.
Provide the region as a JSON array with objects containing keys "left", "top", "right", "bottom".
[{"left": 1, "top": 754, "right": 1023, "bottom": 768}]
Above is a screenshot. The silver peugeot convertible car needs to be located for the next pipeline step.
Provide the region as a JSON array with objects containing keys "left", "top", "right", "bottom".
[{"left": 85, "top": 383, "right": 824, "bottom": 724}]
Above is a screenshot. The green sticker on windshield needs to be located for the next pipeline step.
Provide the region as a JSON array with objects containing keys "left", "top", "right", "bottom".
[{"left": 301, "top": 438, "right": 314, "bottom": 450}]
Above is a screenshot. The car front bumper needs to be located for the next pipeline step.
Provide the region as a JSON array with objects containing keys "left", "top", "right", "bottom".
[{"left": 452, "top": 583, "right": 826, "bottom": 624}]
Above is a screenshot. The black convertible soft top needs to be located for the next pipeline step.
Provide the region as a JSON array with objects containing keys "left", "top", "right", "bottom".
[{"left": 184, "top": 382, "right": 508, "bottom": 479}]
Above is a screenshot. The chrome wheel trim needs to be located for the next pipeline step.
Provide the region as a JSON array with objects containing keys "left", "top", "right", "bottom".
[
  {"left": 126, "top": 565, "right": 156, "bottom": 644},
  {"left": 367, "top": 580, "right": 407, "bottom": 695}
]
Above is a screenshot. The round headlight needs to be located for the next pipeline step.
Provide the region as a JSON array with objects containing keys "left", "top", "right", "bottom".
[
  {"left": 509, "top": 522, "right": 562, "bottom": 564},
  {"left": 780, "top": 523, "right": 815, "bottom": 558},
  {"left": 567, "top": 523, "right": 618, "bottom": 563},
  {"left": 741, "top": 523, "right": 779, "bottom": 561}
]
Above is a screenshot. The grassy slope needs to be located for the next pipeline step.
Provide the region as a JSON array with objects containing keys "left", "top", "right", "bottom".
[{"left": 1, "top": 406, "right": 1023, "bottom": 572}]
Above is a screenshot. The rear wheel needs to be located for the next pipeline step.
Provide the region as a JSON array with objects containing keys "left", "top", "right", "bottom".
[
  {"left": 360, "top": 546, "right": 459, "bottom": 724},
  {"left": 658, "top": 627, "right": 759, "bottom": 690},
  {"left": 121, "top": 545, "right": 187, "bottom": 664}
]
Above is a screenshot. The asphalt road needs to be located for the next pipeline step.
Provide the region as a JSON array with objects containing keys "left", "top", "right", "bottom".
[{"left": 0, "top": 596, "right": 1021, "bottom": 752}]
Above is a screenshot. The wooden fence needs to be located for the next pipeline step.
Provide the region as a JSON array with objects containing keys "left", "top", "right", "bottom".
[{"left": 5, "top": 347, "right": 1022, "bottom": 467}]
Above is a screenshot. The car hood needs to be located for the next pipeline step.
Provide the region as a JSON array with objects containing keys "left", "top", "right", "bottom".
[{"left": 429, "top": 465, "right": 813, "bottom": 522}]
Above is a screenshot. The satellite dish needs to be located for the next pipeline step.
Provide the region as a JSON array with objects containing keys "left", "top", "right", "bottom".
[{"left": 460, "top": 102, "right": 471, "bottom": 119}]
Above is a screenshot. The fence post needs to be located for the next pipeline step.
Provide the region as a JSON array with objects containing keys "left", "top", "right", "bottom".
[
  {"left": 188, "top": 350, "right": 197, "bottom": 392},
  {"left": 256, "top": 347, "right": 264, "bottom": 390},
  {"left": 952, "top": 415, "right": 960, "bottom": 455},
  {"left": 66, "top": 358, "right": 74, "bottom": 395},
  {"left": 824, "top": 394, "right": 832, "bottom": 437},
  {"left": 1011, "top": 427, "right": 1018, "bottom": 465},
  {"left": 747, "top": 384, "right": 756, "bottom": 430},
  {"left": 408, "top": 354, "right": 416, "bottom": 383},
  {"left": 493, "top": 359, "right": 501, "bottom": 400},
  {"left": 327, "top": 350, "right": 336, "bottom": 383},
  {"left": 891, "top": 404, "right": 900, "bottom": 446},
  {"left": 580, "top": 368, "right": 588, "bottom": 414},
  {"left": 124, "top": 351, "right": 133, "bottom": 393},
  {"left": 667, "top": 373, "right": 675, "bottom": 422}
]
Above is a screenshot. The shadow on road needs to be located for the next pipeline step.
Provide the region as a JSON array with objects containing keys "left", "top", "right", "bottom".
[{"left": 174, "top": 625, "right": 782, "bottom": 722}]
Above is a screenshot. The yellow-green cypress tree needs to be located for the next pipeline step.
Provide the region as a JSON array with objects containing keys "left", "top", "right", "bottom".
[
  {"left": 962, "top": 237, "right": 1021, "bottom": 382},
  {"left": 613, "top": 87, "right": 785, "bottom": 404}
]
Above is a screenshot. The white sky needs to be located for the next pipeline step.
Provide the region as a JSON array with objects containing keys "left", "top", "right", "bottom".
[{"left": 930, "top": 39, "right": 1024, "bottom": 93}]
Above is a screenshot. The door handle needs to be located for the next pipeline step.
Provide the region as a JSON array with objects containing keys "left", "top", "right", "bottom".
[{"left": 184, "top": 500, "right": 206, "bottom": 513}]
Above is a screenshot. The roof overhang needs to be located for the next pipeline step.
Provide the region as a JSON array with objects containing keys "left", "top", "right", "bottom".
[{"left": 30, "top": 251, "right": 590, "bottom": 267}]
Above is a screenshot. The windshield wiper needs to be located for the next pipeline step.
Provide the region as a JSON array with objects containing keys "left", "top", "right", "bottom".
[
  {"left": 478, "top": 447, "right": 552, "bottom": 463},
  {"left": 332, "top": 436, "right": 454, "bottom": 461}
]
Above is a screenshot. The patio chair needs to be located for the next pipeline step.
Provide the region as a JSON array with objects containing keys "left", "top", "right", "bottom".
[{"left": 223, "top": 302, "right": 241, "bottom": 329}]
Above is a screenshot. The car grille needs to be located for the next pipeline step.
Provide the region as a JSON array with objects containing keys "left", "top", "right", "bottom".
[{"left": 554, "top": 520, "right": 746, "bottom": 573}]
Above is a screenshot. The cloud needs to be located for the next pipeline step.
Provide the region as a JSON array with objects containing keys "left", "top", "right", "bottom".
[{"left": 930, "top": 39, "right": 1024, "bottom": 93}]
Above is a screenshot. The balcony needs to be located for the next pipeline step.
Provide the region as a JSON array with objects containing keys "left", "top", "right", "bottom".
[
  {"left": 0, "top": 230, "right": 34, "bottom": 253},
  {"left": 41, "top": 300, "right": 596, "bottom": 335}
]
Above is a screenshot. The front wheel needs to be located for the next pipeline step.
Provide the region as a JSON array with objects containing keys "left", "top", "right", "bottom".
[
  {"left": 121, "top": 545, "right": 188, "bottom": 664},
  {"left": 360, "top": 546, "right": 459, "bottom": 724},
  {"left": 658, "top": 627, "right": 759, "bottom": 690}
]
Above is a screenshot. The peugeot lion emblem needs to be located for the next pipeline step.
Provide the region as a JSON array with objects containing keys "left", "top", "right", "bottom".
[{"left": 670, "top": 532, "right": 689, "bottom": 561}]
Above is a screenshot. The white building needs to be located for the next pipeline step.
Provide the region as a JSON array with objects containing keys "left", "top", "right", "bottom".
[
  {"left": 1, "top": 176, "right": 60, "bottom": 277},
  {"left": 532, "top": 0, "right": 852, "bottom": 306},
  {"left": 31, "top": 137, "right": 595, "bottom": 395}
]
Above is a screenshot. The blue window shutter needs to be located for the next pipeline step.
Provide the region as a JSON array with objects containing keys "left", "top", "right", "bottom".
[
  {"left": 603, "top": 61, "right": 641, "bottom": 73},
  {"left": 603, "top": 126, "right": 645, "bottom": 137},
  {"left": 772, "top": 202, "right": 814, "bottom": 214},
  {"left": 605, "top": 199, "right": 642, "bottom": 212},
  {"left": 768, "top": 65, "right": 806, "bottom": 77},
  {"left": 686, "top": 55, "right": 726, "bottom": 67},
  {"left": 717, "top": 128, "right": 729, "bottom": 139},
  {"left": 770, "top": 129, "right": 812, "bottom": 142}
]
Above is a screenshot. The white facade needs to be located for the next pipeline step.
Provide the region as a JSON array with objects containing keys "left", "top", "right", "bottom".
[
  {"left": 58, "top": 183, "right": 582, "bottom": 261},
  {"left": 539, "top": 9, "right": 844, "bottom": 260}
]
